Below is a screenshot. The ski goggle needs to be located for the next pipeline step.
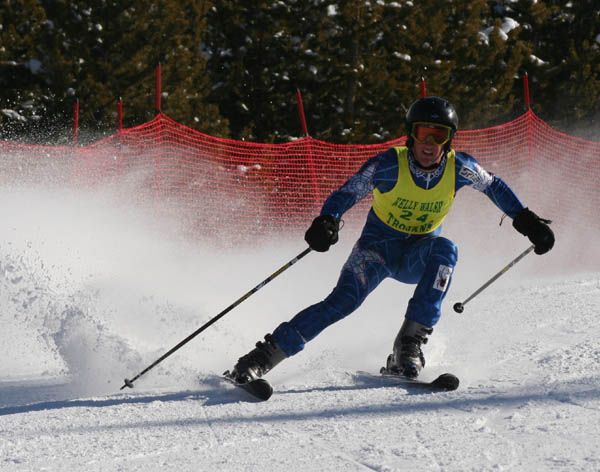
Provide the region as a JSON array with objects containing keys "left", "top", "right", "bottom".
[{"left": 411, "top": 122, "right": 453, "bottom": 145}]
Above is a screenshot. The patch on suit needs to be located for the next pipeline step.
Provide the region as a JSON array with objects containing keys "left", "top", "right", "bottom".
[
  {"left": 459, "top": 163, "right": 493, "bottom": 191},
  {"left": 433, "top": 265, "right": 453, "bottom": 292}
]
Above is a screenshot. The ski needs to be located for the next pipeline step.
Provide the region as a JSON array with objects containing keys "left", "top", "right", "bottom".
[
  {"left": 378, "top": 367, "right": 460, "bottom": 391},
  {"left": 221, "top": 367, "right": 457, "bottom": 401},
  {"left": 222, "top": 370, "right": 273, "bottom": 401}
]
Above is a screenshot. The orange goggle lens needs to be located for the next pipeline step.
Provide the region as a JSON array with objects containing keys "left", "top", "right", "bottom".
[{"left": 411, "top": 123, "right": 452, "bottom": 145}]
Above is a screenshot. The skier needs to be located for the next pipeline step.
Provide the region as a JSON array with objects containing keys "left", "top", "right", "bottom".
[{"left": 228, "top": 96, "right": 554, "bottom": 383}]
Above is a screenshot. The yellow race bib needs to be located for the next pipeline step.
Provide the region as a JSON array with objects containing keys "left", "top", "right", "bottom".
[{"left": 372, "top": 147, "right": 455, "bottom": 234}]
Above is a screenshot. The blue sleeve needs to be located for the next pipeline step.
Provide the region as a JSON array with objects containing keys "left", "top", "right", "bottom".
[
  {"left": 455, "top": 152, "right": 525, "bottom": 218},
  {"left": 320, "top": 148, "right": 398, "bottom": 219}
]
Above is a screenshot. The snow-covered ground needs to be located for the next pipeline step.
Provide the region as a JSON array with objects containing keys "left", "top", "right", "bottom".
[{"left": 1, "top": 165, "right": 599, "bottom": 471}]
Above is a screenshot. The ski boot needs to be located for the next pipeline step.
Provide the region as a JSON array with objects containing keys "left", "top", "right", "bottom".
[
  {"left": 383, "top": 319, "right": 433, "bottom": 379},
  {"left": 227, "top": 334, "right": 287, "bottom": 384}
]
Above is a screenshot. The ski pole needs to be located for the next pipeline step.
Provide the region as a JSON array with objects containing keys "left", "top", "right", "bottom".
[
  {"left": 120, "top": 247, "right": 312, "bottom": 390},
  {"left": 453, "top": 245, "right": 535, "bottom": 313}
]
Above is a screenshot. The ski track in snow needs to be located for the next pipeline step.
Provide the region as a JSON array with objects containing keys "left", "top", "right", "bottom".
[{"left": 0, "top": 179, "right": 599, "bottom": 471}]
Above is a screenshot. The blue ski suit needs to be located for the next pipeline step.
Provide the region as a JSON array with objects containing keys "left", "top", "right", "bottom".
[{"left": 272, "top": 147, "right": 525, "bottom": 357}]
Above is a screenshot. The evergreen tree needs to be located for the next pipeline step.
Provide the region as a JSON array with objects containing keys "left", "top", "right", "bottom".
[
  {"left": 301, "top": 0, "right": 390, "bottom": 142},
  {"left": 1, "top": 0, "right": 228, "bottom": 142},
  {"left": 103, "top": 0, "right": 228, "bottom": 135},
  {"left": 509, "top": 0, "right": 600, "bottom": 137},
  {"left": 0, "top": 0, "right": 72, "bottom": 141},
  {"left": 205, "top": 0, "right": 396, "bottom": 142},
  {"left": 453, "top": 0, "right": 530, "bottom": 126},
  {"left": 1, "top": 0, "right": 597, "bottom": 142},
  {"left": 205, "top": 0, "right": 533, "bottom": 142},
  {"left": 205, "top": 0, "right": 291, "bottom": 141}
]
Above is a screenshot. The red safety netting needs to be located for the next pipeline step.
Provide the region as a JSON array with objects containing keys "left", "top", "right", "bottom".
[{"left": 1, "top": 110, "right": 598, "bottom": 243}]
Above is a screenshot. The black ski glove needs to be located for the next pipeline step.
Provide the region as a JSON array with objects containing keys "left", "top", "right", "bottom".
[
  {"left": 512, "top": 208, "right": 555, "bottom": 255},
  {"left": 305, "top": 215, "right": 339, "bottom": 252}
]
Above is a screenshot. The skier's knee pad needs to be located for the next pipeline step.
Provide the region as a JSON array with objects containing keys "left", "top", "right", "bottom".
[{"left": 430, "top": 237, "right": 458, "bottom": 267}]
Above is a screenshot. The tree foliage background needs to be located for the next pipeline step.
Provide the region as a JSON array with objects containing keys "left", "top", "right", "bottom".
[{"left": 0, "top": 0, "right": 598, "bottom": 143}]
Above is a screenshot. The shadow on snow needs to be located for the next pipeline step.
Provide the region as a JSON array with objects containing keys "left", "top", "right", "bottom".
[{"left": 1, "top": 372, "right": 598, "bottom": 425}]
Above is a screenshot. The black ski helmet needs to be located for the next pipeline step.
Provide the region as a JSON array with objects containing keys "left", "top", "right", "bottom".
[{"left": 405, "top": 96, "right": 459, "bottom": 147}]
